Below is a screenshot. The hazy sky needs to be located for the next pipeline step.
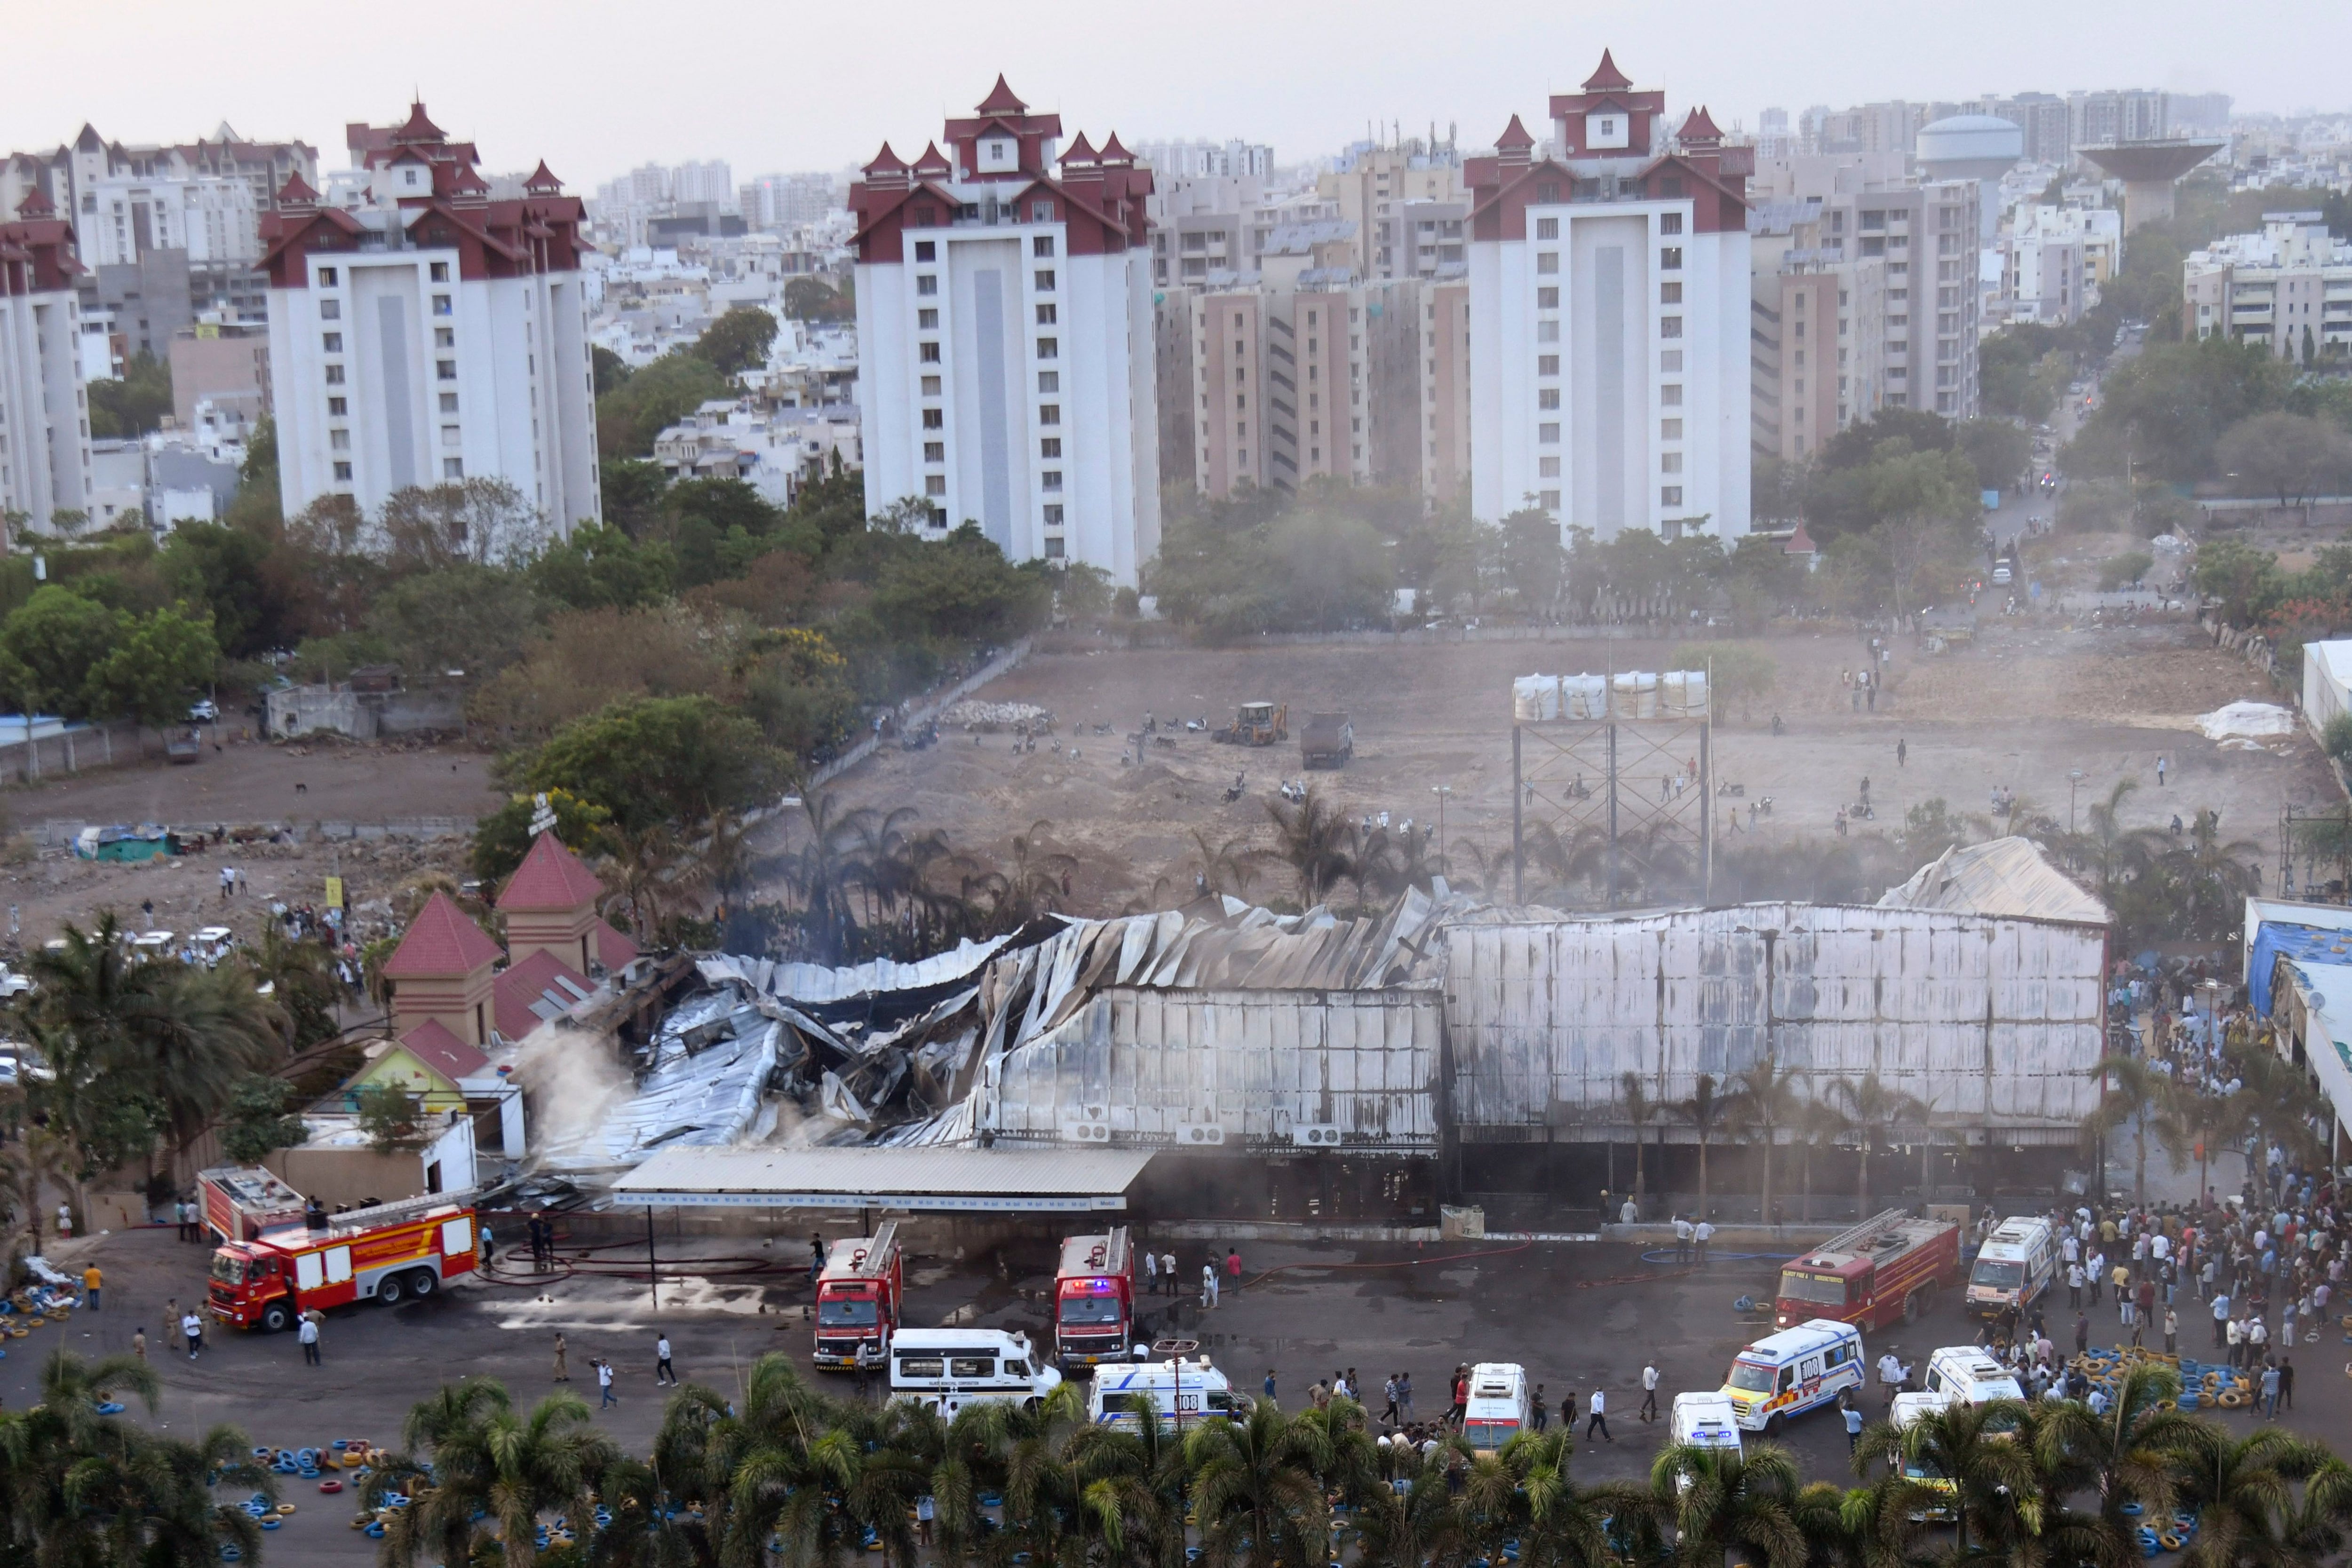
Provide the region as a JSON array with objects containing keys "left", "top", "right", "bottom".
[{"left": 10, "top": 0, "right": 2345, "bottom": 191}]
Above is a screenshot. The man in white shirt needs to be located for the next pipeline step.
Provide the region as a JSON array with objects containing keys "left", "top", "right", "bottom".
[
  {"left": 298, "top": 1312, "right": 321, "bottom": 1366},
  {"left": 1621, "top": 1196, "right": 1638, "bottom": 1226},
  {"left": 1693, "top": 1220, "right": 1716, "bottom": 1267},
  {"left": 1585, "top": 1387, "right": 1611, "bottom": 1442},
  {"left": 1640, "top": 1362, "right": 1661, "bottom": 1421},
  {"left": 1877, "top": 1352, "right": 1903, "bottom": 1405},
  {"left": 1673, "top": 1215, "right": 1695, "bottom": 1265}
]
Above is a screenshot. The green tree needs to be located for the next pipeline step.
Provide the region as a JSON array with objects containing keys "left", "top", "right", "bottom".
[
  {"left": 1833, "top": 1071, "right": 1923, "bottom": 1217},
  {"left": 785, "top": 274, "right": 856, "bottom": 323},
  {"left": 354, "top": 1080, "right": 429, "bottom": 1156},
  {"left": 2216, "top": 411, "right": 2352, "bottom": 511},
  {"left": 1857, "top": 1399, "right": 2042, "bottom": 1557},
  {"left": 1185, "top": 1399, "right": 1337, "bottom": 1568},
  {"left": 1496, "top": 508, "right": 1567, "bottom": 616},
  {"left": 596, "top": 349, "right": 731, "bottom": 458},
  {"left": 2170, "top": 1422, "right": 2314, "bottom": 1568},
  {"left": 85, "top": 351, "right": 175, "bottom": 438},
  {"left": 218, "top": 1073, "right": 310, "bottom": 1164},
  {"left": 692, "top": 306, "right": 781, "bottom": 376},
  {"left": 526, "top": 521, "right": 676, "bottom": 611},
  {"left": 2192, "top": 538, "right": 2287, "bottom": 625},
  {"left": 590, "top": 344, "right": 631, "bottom": 397},
  {"left": 510, "top": 694, "right": 783, "bottom": 833},
  {"left": 471, "top": 788, "right": 614, "bottom": 885},
  {"left": 1729, "top": 1056, "right": 1801, "bottom": 1229},
  {"left": 1263, "top": 785, "right": 1358, "bottom": 907},
  {"left": 2065, "top": 335, "right": 2290, "bottom": 483},
  {"left": 380, "top": 476, "right": 546, "bottom": 566},
  {"left": 1651, "top": 1439, "right": 1808, "bottom": 1568},
  {"left": 0, "top": 585, "right": 120, "bottom": 718},
  {"left": 369, "top": 1376, "right": 620, "bottom": 1568},
  {"left": 1677, "top": 1072, "right": 1730, "bottom": 1220},
  {"left": 85, "top": 605, "right": 220, "bottom": 727},
  {"left": 1955, "top": 418, "right": 2031, "bottom": 492}
]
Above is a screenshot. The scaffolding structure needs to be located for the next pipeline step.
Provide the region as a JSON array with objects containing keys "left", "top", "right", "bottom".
[{"left": 1511, "top": 678, "right": 1711, "bottom": 910}]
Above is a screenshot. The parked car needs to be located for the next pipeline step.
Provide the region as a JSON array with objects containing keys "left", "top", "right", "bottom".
[{"left": 186, "top": 699, "right": 219, "bottom": 722}]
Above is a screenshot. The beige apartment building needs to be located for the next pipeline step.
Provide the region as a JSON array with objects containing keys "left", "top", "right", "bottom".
[
  {"left": 1317, "top": 144, "right": 1468, "bottom": 280},
  {"left": 2185, "top": 213, "right": 2352, "bottom": 360},
  {"left": 1749, "top": 198, "right": 1888, "bottom": 461}
]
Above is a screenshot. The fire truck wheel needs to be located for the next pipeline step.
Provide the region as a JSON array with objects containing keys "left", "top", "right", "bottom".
[
  {"left": 261, "top": 1301, "right": 293, "bottom": 1335},
  {"left": 376, "top": 1275, "right": 406, "bottom": 1307},
  {"left": 407, "top": 1269, "right": 437, "bottom": 1300}
]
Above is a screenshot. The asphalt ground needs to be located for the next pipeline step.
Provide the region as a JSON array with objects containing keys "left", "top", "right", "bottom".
[{"left": 34, "top": 1216, "right": 2351, "bottom": 1563}]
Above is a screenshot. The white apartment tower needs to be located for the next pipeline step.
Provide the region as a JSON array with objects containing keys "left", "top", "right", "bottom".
[
  {"left": 1466, "top": 53, "right": 1751, "bottom": 540},
  {"left": 260, "top": 103, "right": 599, "bottom": 539},
  {"left": 0, "top": 188, "right": 92, "bottom": 533},
  {"left": 851, "top": 77, "right": 1160, "bottom": 583}
]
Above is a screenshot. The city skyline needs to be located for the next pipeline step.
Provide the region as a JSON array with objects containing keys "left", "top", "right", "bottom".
[{"left": 6, "top": 0, "right": 2336, "bottom": 194}]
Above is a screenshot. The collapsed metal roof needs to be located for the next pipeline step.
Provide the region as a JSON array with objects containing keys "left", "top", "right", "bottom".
[{"left": 1878, "top": 836, "right": 2110, "bottom": 926}]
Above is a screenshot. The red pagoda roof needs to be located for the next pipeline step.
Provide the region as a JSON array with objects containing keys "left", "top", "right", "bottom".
[{"left": 381, "top": 891, "right": 503, "bottom": 979}]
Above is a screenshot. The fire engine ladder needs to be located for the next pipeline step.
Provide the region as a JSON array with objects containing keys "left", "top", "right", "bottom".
[
  {"left": 1100, "top": 1226, "right": 1130, "bottom": 1275},
  {"left": 340, "top": 1188, "right": 480, "bottom": 1230},
  {"left": 1809, "top": 1207, "right": 1911, "bottom": 1258},
  {"left": 850, "top": 1219, "right": 900, "bottom": 1277}
]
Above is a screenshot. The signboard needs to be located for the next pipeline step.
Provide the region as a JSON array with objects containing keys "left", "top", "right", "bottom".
[{"left": 324, "top": 876, "right": 344, "bottom": 909}]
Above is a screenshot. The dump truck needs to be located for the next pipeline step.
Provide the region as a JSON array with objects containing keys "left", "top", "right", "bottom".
[
  {"left": 1212, "top": 702, "right": 1287, "bottom": 746},
  {"left": 1299, "top": 712, "right": 1353, "bottom": 768}
]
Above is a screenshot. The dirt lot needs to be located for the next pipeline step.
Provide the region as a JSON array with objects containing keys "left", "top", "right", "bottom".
[
  {"left": 822, "top": 615, "right": 2337, "bottom": 912},
  {"left": 0, "top": 739, "right": 500, "bottom": 950}
]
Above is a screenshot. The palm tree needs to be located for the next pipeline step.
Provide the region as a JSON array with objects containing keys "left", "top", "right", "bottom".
[
  {"left": 1188, "top": 828, "right": 1262, "bottom": 902},
  {"left": 2082, "top": 1053, "right": 2179, "bottom": 1210},
  {"left": 1184, "top": 1398, "right": 1336, "bottom": 1568},
  {"left": 1730, "top": 1056, "right": 1803, "bottom": 1227},
  {"left": 2173, "top": 1084, "right": 2254, "bottom": 1209},
  {"left": 1263, "top": 785, "right": 1358, "bottom": 908},
  {"left": 1832, "top": 1073, "right": 1923, "bottom": 1220},
  {"left": 1652, "top": 1439, "right": 1809, "bottom": 1568},
  {"left": 998, "top": 818, "right": 1080, "bottom": 924},
  {"left": 1857, "top": 1398, "right": 2042, "bottom": 1559},
  {"left": 599, "top": 821, "right": 689, "bottom": 943},
  {"left": 2032, "top": 1360, "right": 2196, "bottom": 1568},
  {"left": 1793, "top": 1096, "right": 1851, "bottom": 1225},
  {"left": 1622, "top": 1071, "right": 1661, "bottom": 1221},
  {"left": 1678, "top": 1073, "right": 1730, "bottom": 1220},
  {"left": 783, "top": 792, "right": 874, "bottom": 960},
  {"left": 244, "top": 924, "right": 341, "bottom": 1049},
  {"left": 1823, "top": 1472, "right": 1939, "bottom": 1568},
  {"left": 370, "top": 1375, "right": 619, "bottom": 1568},
  {"left": 2171, "top": 1422, "right": 2318, "bottom": 1568}
]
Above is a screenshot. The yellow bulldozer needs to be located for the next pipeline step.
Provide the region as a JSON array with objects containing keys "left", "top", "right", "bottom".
[{"left": 1211, "top": 701, "right": 1288, "bottom": 746}]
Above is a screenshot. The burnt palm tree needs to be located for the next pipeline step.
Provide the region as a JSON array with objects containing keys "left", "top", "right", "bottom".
[
  {"left": 1730, "top": 1056, "right": 1803, "bottom": 1227},
  {"left": 1677, "top": 1073, "right": 1730, "bottom": 1220},
  {"left": 1621, "top": 1071, "right": 1662, "bottom": 1220},
  {"left": 1793, "top": 1095, "right": 1851, "bottom": 1224},
  {"left": 1833, "top": 1072, "right": 1923, "bottom": 1219},
  {"left": 1264, "top": 785, "right": 1357, "bottom": 907}
]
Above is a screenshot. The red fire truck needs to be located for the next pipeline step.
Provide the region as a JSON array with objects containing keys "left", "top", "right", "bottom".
[
  {"left": 1773, "top": 1208, "right": 1962, "bottom": 1332},
  {"left": 201, "top": 1170, "right": 479, "bottom": 1333},
  {"left": 814, "top": 1221, "right": 903, "bottom": 1371},
  {"left": 1052, "top": 1227, "right": 1136, "bottom": 1369}
]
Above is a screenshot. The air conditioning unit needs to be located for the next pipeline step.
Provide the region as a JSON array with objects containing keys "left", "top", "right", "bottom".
[
  {"left": 1291, "top": 1124, "right": 1344, "bottom": 1148},
  {"left": 1062, "top": 1121, "right": 1112, "bottom": 1144},
  {"left": 1179, "top": 1123, "right": 1227, "bottom": 1147}
]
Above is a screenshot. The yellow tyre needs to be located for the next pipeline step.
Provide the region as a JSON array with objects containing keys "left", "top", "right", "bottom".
[
  {"left": 2160, "top": 1535, "right": 2182, "bottom": 1550},
  {"left": 2219, "top": 1391, "right": 2248, "bottom": 1408}
]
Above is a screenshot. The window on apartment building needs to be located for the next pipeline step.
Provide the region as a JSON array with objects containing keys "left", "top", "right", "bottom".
[
  {"left": 924, "top": 441, "right": 945, "bottom": 462},
  {"left": 914, "top": 241, "right": 937, "bottom": 262},
  {"left": 1662, "top": 417, "right": 1683, "bottom": 439},
  {"left": 333, "top": 461, "right": 352, "bottom": 481},
  {"left": 1537, "top": 287, "right": 1559, "bottom": 309},
  {"left": 920, "top": 341, "right": 942, "bottom": 363},
  {"left": 435, "top": 328, "right": 455, "bottom": 348},
  {"left": 916, "top": 274, "right": 938, "bottom": 296},
  {"left": 1539, "top": 422, "right": 1559, "bottom": 443},
  {"left": 922, "top": 408, "right": 944, "bottom": 429},
  {"left": 1538, "top": 354, "right": 1559, "bottom": 376},
  {"left": 437, "top": 360, "right": 456, "bottom": 380},
  {"left": 324, "top": 365, "right": 345, "bottom": 385},
  {"left": 1038, "top": 371, "right": 1058, "bottom": 393},
  {"left": 1535, "top": 217, "right": 1559, "bottom": 240},
  {"left": 1659, "top": 213, "right": 1684, "bottom": 236},
  {"left": 443, "top": 458, "right": 464, "bottom": 480},
  {"left": 1031, "top": 202, "right": 1054, "bottom": 223},
  {"left": 1043, "top": 504, "right": 1064, "bottom": 526},
  {"left": 1034, "top": 269, "right": 1055, "bottom": 291},
  {"left": 1036, "top": 303, "right": 1057, "bottom": 325},
  {"left": 322, "top": 332, "right": 342, "bottom": 353},
  {"left": 1537, "top": 320, "right": 1559, "bottom": 343},
  {"left": 1041, "top": 437, "right": 1062, "bottom": 458},
  {"left": 1861, "top": 209, "right": 1886, "bottom": 231},
  {"left": 1661, "top": 350, "right": 1683, "bottom": 371},
  {"left": 329, "top": 429, "right": 350, "bottom": 451},
  {"left": 1540, "top": 456, "right": 1561, "bottom": 477},
  {"left": 1661, "top": 282, "right": 1682, "bottom": 305},
  {"left": 925, "top": 475, "right": 946, "bottom": 497},
  {"left": 1039, "top": 404, "right": 1060, "bottom": 425},
  {"left": 439, "top": 393, "right": 458, "bottom": 413},
  {"left": 1536, "top": 182, "right": 1560, "bottom": 203},
  {"left": 1540, "top": 488, "right": 1561, "bottom": 509},
  {"left": 1040, "top": 469, "right": 1064, "bottom": 491},
  {"left": 1662, "top": 485, "right": 1683, "bottom": 506},
  {"left": 317, "top": 267, "right": 338, "bottom": 286},
  {"left": 913, "top": 309, "right": 937, "bottom": 330},
  {"left": 1538, "top": 388, "right": 1559, "bottom": 411},
  {"left": 1033, "top": 236, "right": 1055, "bottom": 257},
  {"left": 1037, "top": 338, "right": 1058, "bottom": 359},
  {"left": 1661, "top": 246, "right": 1683, "bottom": 271},
  {"left": 432, "top": 294, "right": 452, "bottom": 317},
  {"left": 326, "top": 396, "right": 347, "bottom": 416},
  {"left": 319, "top": 299, "right": 341, "bottom": 321},
  {"left": 1661, "top": 452, "right": 1684, "bottom": 475},
  {"left": 1661, "top": 383, "right": 1683, "bottom": 406},
  {"left": 1537, "top": 252, "right": 1559, "bottom": 275},
  {"left": 1660, "top": 317, "right": 1682, "bottom": 339}
]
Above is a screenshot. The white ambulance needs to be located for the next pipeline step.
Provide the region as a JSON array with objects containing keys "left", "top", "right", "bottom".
[
  {"left": 1462, "top": 1362, "right": 1532, "bottom": 1453},
  {"left": 889, "top": 1328, "right": 1062, "bottom": 1418},
  {"left": 1719, "top": 1318, "right": 1867, "bottom": 1433},
  {"left": 1088, "top": 1356, "right": 1249, "bottom": 1433}
]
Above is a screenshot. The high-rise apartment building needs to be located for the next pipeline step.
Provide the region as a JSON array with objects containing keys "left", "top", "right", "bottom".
[
  {"left": 1132, "top": 140, "right": 1273, "bottom": 181},
  {"left": 1464, "top": 52, "right": 1752, "bottom": 539},
  {"left": 260, "top": 103, "right": 600, "bottom": 537},
  {"left": 2070, "top": 90, "right": 2169, "bottom": 150},
  {"left": 850, "top": 77, "right": 1159, "bottom": 583},
  {"left": 0, "top": 189, "right": 93, "bottom": 534},
  {"left": 84, "top": 174, "right": 259, "bottom": 269},
  {"left": 739, "top": 173, "right": 839, "bottom": 231},
  {"left": 1978, "top": 93, "right": 2072, "bottom": 166},
  {"left": 1319, "top": 143, "right": 1467, "bottom": 280}
]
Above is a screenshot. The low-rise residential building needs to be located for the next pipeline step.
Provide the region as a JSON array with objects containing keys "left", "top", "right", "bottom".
[
  {"left": 651, "top": 396, "right": 859, "bottom": 507},
  {"left": 2185, "top": 212, "right": 2352, "bottom": 359},
  {"left": 168, "top": 317, "right": 270, "bottom": 427},
  {"left": 0, "top": 190, "right": 93, "bottom": 533}
]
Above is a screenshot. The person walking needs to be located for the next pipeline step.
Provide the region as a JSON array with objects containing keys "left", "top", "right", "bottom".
[
  {"left": 1450, "top": 1366, "right": 1470, "bottom": 1429},
  {"left": 1585, "top": 1387, "right": 1612, "bottom": 1443},
  {"left": 132, "top": 1327, "right": 146, "bottom": 1362},
  {"left": 2279, "top": 1355, "right": 2296, "bottom": 1411},
  {"left": 1226, "top": 1249, "right": 1243, "bottom": 1292},
  {"left": 1161, "top": 1251, "right": 1176, "bottom": 1297},
  {"left": 299, "top": 1311, "right": 321, "bottom": 1366},
  {"left": 2074, "top": 1312, "right": 2091, "bottom": 1356},
  {"left": 182, "top": 1309, "right": 203, "bottom": 1361},
  {"left": 1897, "top": 737, "right": 1907, "bottom": 769},
  {"left": 1397, "top": 1370, "right": 1414, "bottom": 1422},
  {"left": 2156, "top": 755, "right": 2168, "bottom": 788},
  {"left": 1202, "top": 1262, "right": 1218, "bottom": 1309},
  {"left": 2249, "top": 1315, "right": 2270, "bottom": 1363},
  {"left": 2068, "top": 1261, "right": 2085, "bottom": 1308},
  {"left": 1844, "top": 1398, "right": 1865, "bottom": 1454},
  {"left": 1264, "top": 1369, "right": 1279, "bottom": 1404},
  {"left": 856, "top": 1339, "right": 882, "bottom": 1400},
  {"left": 1142, "top": 1250, "right": 1157, "bottom": 1296},
  {"left": 596, "top": 1359, "right": 617, "bottom": 1410},
  {"left": 1641, "top": 1361, "right": 1661, "bottom": 1422},
  {"left": 2164, "top": 1305, "right": 2179, "bottom": 1355},
  {"left": 81, "top": 1264, "right": 100, "bottom": 1312},
  {"left": 656, "top": 1335, "right": 677, "bottom": 1386},
  {"left": 916, "top": 1494, "right": 935, "bottom": 1549}
]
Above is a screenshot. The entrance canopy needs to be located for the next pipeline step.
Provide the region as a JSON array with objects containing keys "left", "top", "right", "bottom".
[{"left": 612, "top": 1145, "right": 1158, "bottom": 1213}]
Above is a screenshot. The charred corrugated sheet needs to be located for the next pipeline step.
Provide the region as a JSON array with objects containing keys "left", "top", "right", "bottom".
[
  {"left": 1444, "top": 903, "right": 2104, "bottom": 1138},
  {"left": 980, "top": 986, "right": 1443, "bottom": 1151}
]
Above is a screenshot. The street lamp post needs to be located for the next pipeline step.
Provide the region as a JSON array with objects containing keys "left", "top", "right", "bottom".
[
  {"left": 1431, "top": 785, "right": 1452, "bottom": 875},
  {"left": 2068, "top": 769, "right": 2087, "bottom": 835}
]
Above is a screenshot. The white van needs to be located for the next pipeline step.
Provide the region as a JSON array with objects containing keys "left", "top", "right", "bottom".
[
  {"left": 1923, "top": 1346, "right": 2025, "bottom": 1410},
  {"left": 1669, "top": 1392, "right": 1744, "bottom": 1489},
  {"left": 1720, "top": 1318, "right": 1866, "bottom": 1433},
  {"left": 1889, "top": 1390, "right": 1959, "bottom": 1519},
  {"left": 889, "top": 1328, "right": 1061, "bottom": 1418},
  {"left": 1462, "top": 1362, "right": 1531, "bottom": 1453},
  {"left": 1088, "top": 1356, "right": 1249, "bottom": 1433},
  {"left": 1965, "top": 1217, "right": 2057, "bottom": 1319}
]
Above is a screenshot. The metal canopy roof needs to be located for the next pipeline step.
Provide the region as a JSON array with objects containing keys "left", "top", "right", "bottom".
[{"left": 611, "top": 1146, "right": 1158, "bottom": 1213}]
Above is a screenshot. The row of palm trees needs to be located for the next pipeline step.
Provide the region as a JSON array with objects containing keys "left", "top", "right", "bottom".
[
  {"left": 2088, "top": 1043, "right": 2328, "bottom": 1211},
  {"left": 356, "top": 1354, "right": 2352, "bottom": 1568}
]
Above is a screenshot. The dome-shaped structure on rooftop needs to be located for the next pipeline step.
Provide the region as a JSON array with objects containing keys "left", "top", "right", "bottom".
[{"left": 1916, "top": 114, "right": 2024, "bottom": 241}]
